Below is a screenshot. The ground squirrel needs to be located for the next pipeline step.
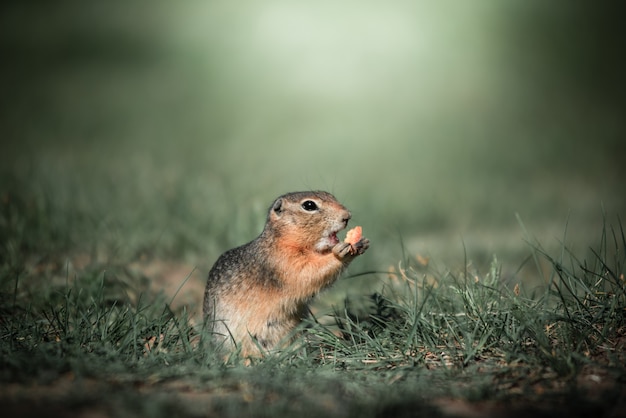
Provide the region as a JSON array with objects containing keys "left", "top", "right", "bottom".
[{"left": 203, "top": 191, "right": 370, "bottom": 357}]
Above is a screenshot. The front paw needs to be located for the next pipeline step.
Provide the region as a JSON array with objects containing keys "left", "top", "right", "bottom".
[
  {"left": 332, "top": 242, "right": 353, "bottom": 259},
  {"left": 332, "top": 238, "right": 370, "bottom": 259},
  {"left": 350, "top": 237, "right": 370, "bottom": 255}
]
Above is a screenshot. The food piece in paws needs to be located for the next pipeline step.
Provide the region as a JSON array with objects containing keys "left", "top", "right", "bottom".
[{"left": 344, "top": 226, "right": 362, "bottom": 245}]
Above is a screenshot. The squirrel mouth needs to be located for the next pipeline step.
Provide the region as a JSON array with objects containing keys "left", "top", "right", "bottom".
[
  {"left": 317, "top": 224, "right": 347, "bottom": 253},
  {"left": 329, "top": 231, "right": 339, "bottom": 245},
  {"left": 316, "top": 228, "right": 344, "bottom": 253}
]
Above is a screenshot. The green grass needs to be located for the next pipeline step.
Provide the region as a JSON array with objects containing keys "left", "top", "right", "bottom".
[{"left": 1, "top": 195, "right": 624, "bottom": 417}]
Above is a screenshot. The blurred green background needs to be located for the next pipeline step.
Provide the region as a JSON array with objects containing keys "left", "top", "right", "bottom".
[{"left": 1, "top": 1, "right": 624, "bottom": 280}]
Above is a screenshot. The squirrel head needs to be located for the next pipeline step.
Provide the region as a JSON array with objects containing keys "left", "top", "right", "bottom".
[{"left": 266, "top": 191, "right": 352, "bottom": 253}]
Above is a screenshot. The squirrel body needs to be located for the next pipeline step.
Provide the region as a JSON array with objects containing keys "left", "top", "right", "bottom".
[{"left": 203, "top": 191, "right": 369, "bottom": 356}]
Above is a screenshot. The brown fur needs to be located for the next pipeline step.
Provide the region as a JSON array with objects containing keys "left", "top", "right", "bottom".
[{"left": 203, "top": 191, "right": 370, "bottom": 357}]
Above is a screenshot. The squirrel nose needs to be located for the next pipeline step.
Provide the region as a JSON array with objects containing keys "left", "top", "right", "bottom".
[{"left": 342, "top": 211, "right": 352, "bottom": 225}]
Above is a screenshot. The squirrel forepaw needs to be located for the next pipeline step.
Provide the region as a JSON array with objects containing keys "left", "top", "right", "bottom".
[
  {"left": 350, "top": 238, "right": 370, "bottom": 255},
  {"left": 332, "top": 238, "right": 370, "bottom": 259}
]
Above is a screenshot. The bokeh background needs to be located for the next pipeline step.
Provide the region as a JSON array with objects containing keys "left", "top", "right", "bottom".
[{"left": 1, "top": 1, "right": 624, "bottom": 287}]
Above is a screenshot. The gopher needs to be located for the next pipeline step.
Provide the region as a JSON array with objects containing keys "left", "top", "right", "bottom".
[{"left": 203, "top": 191, "right": 369, "bottom": 356}]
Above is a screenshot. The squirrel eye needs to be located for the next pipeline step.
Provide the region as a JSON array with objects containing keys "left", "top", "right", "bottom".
[{"left": 301, "top": 200, "right": 318, "bottom": 211}]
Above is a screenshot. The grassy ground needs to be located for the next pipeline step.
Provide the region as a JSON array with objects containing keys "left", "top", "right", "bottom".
[
  {"left": 1, "top": 208, "right": 625, "bottom": 417},
  {"left": 2, "top": 1, "right": 626, "bottom": 417}
]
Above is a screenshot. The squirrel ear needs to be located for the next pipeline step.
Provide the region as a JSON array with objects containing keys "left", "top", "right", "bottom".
[{"left": 272, "top": 198, "right": 283, "bottom": 215}]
